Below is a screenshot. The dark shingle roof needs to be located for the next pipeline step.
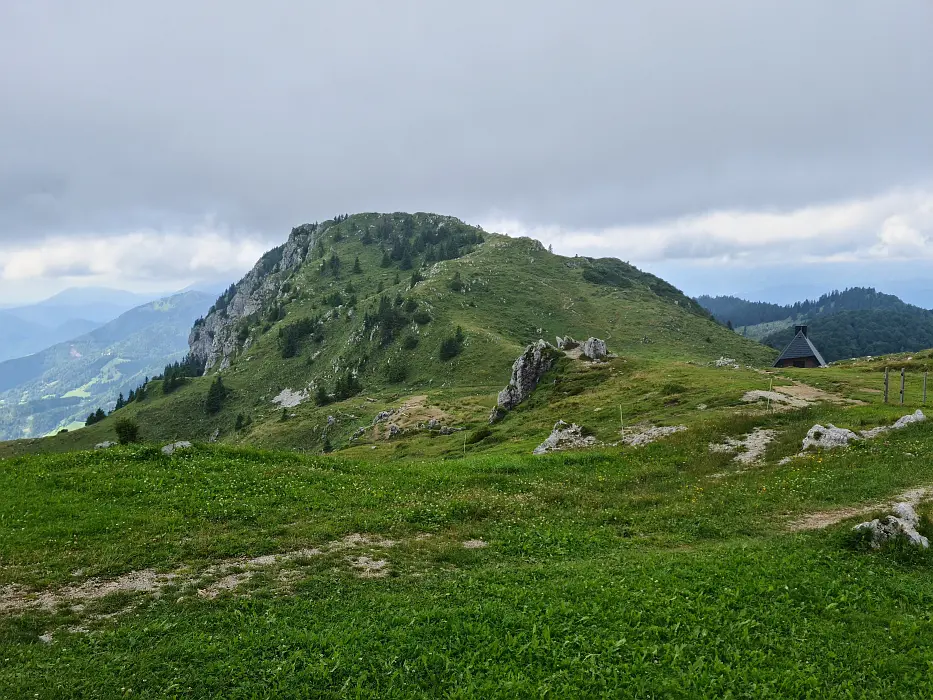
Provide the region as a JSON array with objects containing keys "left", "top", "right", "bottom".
[{"left": 773, "top": 331, "right": 827, "bottom": 367}]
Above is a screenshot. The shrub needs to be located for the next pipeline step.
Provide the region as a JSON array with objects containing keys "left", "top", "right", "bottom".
[
  {"left": 403, "top": 297, "right": 418, "bottom": 313},
  {"left": 402, "top": 334, "right": 419, "bottom": 350},
  {"left": 413, "top": 310, "right": 432, "bottom": 325},
  {"left": 467, "top": 426, "right": 493, "bottom": 444},
  {"left": 384, "top": 359, "right": 409, "bottom": 383},
  {"left": 448, "top": 271, "right": 464, "bottom": 292},
  {"left": 114, "top": 417, "right": 140, "bottom": 445},
  {"left": 439, "top": 326, "right": 466, "bottom": 361}
]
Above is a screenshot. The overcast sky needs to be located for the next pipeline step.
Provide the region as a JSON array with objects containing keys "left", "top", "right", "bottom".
[{"left": 1, "top": 1, "right": 932, "bottom": 305}]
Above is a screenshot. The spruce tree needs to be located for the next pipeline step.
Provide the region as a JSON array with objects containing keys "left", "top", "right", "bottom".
[{"left": 205, "top": 375, "right": 227, "bottom": 414}]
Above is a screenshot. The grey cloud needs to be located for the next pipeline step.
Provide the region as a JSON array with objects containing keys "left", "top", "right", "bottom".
[{"left": 0, "top": 1, "right": 931, "bottom": 245}]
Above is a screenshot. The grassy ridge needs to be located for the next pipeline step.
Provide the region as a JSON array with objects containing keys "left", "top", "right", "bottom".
[{"left": 0, "top": 218, "right": 774, "bottom": 458}]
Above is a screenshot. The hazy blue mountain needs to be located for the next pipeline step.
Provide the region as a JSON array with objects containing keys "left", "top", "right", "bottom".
[
  {"left": 0, "top": 312, "right": 101, "bottom": 362},
  {"left": 0, "top": 291, "right": 212, "bottom": 439},
  {"left": 3, "top": 287, "right": 163, "bottom": 328}
]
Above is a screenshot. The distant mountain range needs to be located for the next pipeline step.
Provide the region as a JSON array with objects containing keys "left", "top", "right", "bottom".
[
  {"left": 697, "top": 288, "right": 933, "bottom": 362},
  {"left": 0, "top": 287, "right": 165, "bottom": 362},
  {"left": 0, "top": 291, "right": 213, "bottom": 439}
]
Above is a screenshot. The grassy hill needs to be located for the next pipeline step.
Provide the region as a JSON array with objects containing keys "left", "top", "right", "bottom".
[
  {"left": 2, "top": 213, "right": 773, "bottom": 456},
  {"left": 0, "top": 291, "right": 212, "bottom": 440}
]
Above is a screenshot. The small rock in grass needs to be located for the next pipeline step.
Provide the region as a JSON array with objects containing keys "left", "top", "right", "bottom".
[
  {"left": 854, "top": 502, "right": 929, "bottom": 549},
  {"left": 161, "top": 441, "right": 193, "bottom": 456},
  {"left": 462, "top": 540, "right": 488, "bottom": 549},
  {"left": 94, "top": 441, "right": 117, "bottom": 450}
]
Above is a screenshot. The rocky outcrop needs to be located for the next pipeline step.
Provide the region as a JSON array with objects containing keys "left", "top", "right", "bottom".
[
  {"left": 854, "top": 502, "right": 929, "bottom": 549},
  {"left": 533, "top": 420, "right": 598, "bottom": 455},
  {"left": 580, "top": 337, "right": 608, "bottom": 360},
  {"left": 556, "top": 336, "right": 578, "bottom": 351},
  {"left": 188, "top": 223, "right": 321, "bottom": 370},
  {"left": 162, "top": 441, "right": 193, "bottom": 456},
  {"left": 801, "top": 424, "right": 858, "bottom": 451},
  {"left": 489, "top": 340, "right": 560, "bottom": 423},
  {"left": 94, "top": 441, "right": 116, "bottom": 450}
]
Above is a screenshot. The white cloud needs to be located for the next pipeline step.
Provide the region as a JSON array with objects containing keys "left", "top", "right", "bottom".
[
  {"left": 484, "top": 186, "right": 933, "bottom": 267},
  {"left": 0, "top": 221, "right": 275, "bottom": 303}
]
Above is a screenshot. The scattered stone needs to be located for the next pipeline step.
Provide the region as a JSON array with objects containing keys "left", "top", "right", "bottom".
[
  {"left": 854, "top": 502, "right": 929, "bottom": 549},
  {"left": 161, "top": 441, "right": 193, "bottom": 456},
  {"left": 801, "top": 424, "right": 858, "bottom": 451},
  {"left": 327, "top": 415, "right": 336, "bottom": 426},
  {"left": 533, "top": 420, "right": 598, "bottom": 454},
  {"left": 427, "top": 418, "right": 440, "bottom": 429},
  {"left": 490, "top": 340, "right": 560, "bottom": 423},
  {"left": 861, "top": 410, "right": 927, "bottom": 439},
  {"left": 209, "top": 428, "right": 220, "bottom": 443},
  {"left": 696, "top": 404, "right": 708, "bottom": 411},
  {"left": 372, "top": 410, "right": 395, "bottom": 425},
  {"left": 621, "top": 425, "right": 687, "bottom": 447},
  {"left": 388, "top": 424, "right": 402, "bottom": 438},
  {"left": 272, "top": 388, "right": 308, "bottom": 408},
  {"left": 709, "top": 428, "right": 777, "bottom": 465},
  {"left": 462, "top": 540, "right": 488, "bottom": 549},
  {"left": 580, "top": 337, "right": 608, "bottom": 361},
  {"left": 351, "top": 427, "right": 366, "bottom": 440},
  {"left": 715, "top": 357, "right": 739, "bottom": 368},
  {"left": 894, "top": 409, "right": 926, "bottom": 430},
  {"left": 94, "top": 441, "right": 116, "bottom": 450}
]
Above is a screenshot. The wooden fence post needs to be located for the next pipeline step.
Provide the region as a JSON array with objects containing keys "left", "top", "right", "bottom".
[
  {"left": 884, "top": 368, "right": 889, "bottom": 404},
  {"left": 900, "top": 368, "right": 906, "bottom": 405}
]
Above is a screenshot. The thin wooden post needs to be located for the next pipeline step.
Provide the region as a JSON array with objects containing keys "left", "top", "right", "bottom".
[
  {"left": 924, "top": 373, "right": 928, "bottom": 405},
  {"left": 884, "top": 368, "right": 889, "bottom": 404},
  {"left": 900, "top": 368, "right": 906, "bottom": 405}
]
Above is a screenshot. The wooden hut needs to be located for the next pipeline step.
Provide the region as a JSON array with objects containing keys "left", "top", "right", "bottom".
[{"left": 773, "top": 325, "right": 827, "bottom": 368}]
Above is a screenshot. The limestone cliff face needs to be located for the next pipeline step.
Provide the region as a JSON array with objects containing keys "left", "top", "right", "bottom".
[{"left": 188, "top": 223, "right": 320, "bottom": 370}]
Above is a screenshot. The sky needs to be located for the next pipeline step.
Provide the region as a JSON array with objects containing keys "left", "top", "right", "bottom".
[{"left": 1, "top": 1, "right": 932, "bottom": 306}]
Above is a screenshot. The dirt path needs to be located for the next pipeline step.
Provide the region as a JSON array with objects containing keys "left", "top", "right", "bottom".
[{"left": 787, "top": 486, "right": 932, "bottom": 531}]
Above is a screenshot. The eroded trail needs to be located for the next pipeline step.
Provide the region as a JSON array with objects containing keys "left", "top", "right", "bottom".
[{"left": 788, "top": 486, "right": 933, "bottom": 532}]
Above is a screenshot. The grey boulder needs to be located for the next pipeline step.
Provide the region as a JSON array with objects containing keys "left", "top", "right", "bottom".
[{"left": 162, "top": 441, "right": 193, "bottom": 456}]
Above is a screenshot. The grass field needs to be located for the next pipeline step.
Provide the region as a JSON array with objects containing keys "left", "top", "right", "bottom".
[{"left": 3, "top": 381, "right": 933, "bottom": 697}]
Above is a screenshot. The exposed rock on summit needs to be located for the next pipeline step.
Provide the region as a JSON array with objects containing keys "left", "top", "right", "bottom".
[
  {"left": 489, "top": 340, "right": 560, "bottom": 423},
  {"left": 188, "top": 223, "right": 321, "bottom": 370}
]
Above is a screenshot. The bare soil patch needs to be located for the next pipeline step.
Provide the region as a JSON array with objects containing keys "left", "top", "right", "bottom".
[{"left": 788, "top": 486, "right": 933, "bottom": 532}]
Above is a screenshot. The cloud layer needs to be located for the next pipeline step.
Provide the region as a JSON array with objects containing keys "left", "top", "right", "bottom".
[
  {"left": 1, "top": 2, "right": 932, "bottom": 302},
  {"left": 486, "top": 186, "right": 933, "bottom": 266}
]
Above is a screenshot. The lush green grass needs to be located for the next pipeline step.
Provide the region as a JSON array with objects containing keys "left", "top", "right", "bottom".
[{"left": 3, "top": 395, "right": 933, "bottom": 696}]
